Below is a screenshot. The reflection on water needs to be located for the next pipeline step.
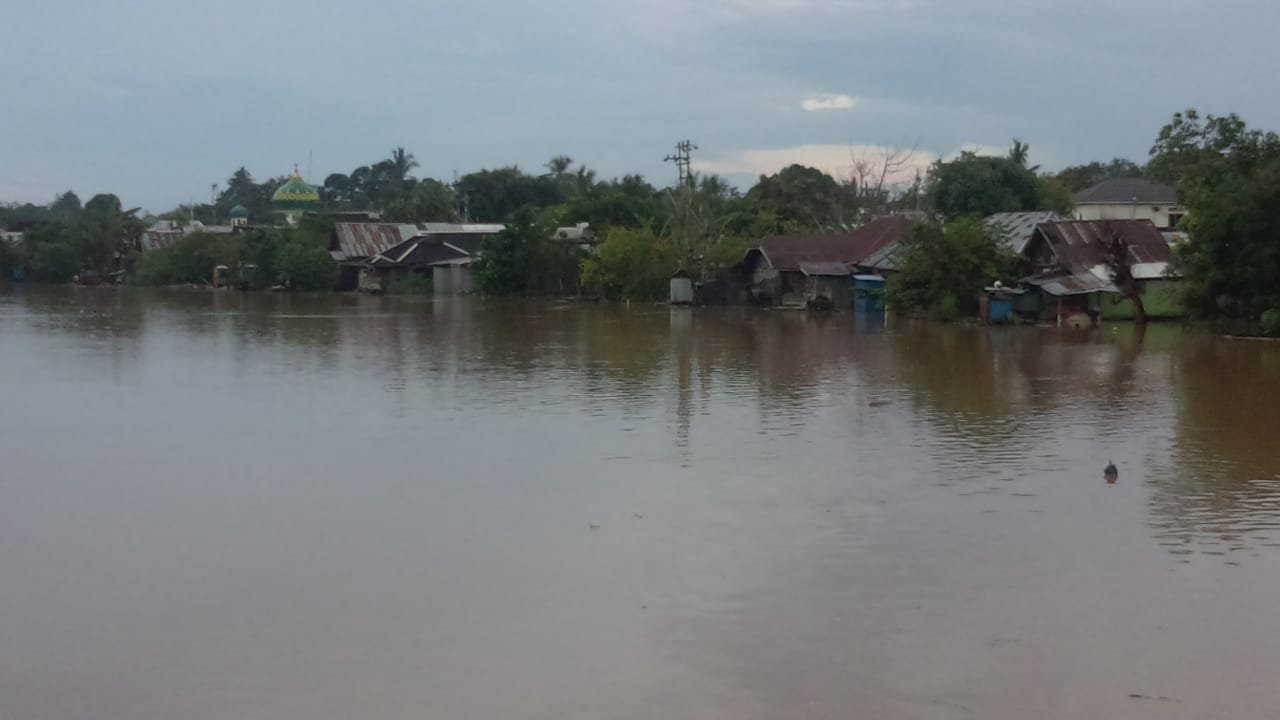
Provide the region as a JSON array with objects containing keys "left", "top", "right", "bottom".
[{"left": 3, "top": 287, "right": 1280, "bottom": 720}]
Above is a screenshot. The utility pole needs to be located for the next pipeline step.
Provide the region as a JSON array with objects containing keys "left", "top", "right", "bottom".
[{"left": 664, "top": 140, "right": 698, "bottom": 189}]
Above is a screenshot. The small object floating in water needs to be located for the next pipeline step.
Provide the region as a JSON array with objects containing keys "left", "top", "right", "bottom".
[
  {"left": 589, "top": 522, "right": 601, "bottom": 530},
  {"left": 868, "top": 400, "right": 891, "bottom": 408},
  {"left": 633, "top": 513, "right": 644, "bottom": 519},
  {"left": 1104, "top": 460, "right": 1118, "bottom": 484}
]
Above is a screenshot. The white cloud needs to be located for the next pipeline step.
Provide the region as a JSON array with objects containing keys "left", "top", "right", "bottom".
[{"left": 801, "top": 93, "right": 858, "bottom": 112}]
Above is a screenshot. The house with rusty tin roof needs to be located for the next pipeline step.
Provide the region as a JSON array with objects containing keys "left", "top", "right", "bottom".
[{"left": 1018, "top": 218, "right": 1182, "bottom": 322}]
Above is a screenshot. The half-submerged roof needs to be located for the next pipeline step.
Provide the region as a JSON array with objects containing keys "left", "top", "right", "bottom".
[{"left": 750, "top": 215, "right": 914, "bottom": 271}]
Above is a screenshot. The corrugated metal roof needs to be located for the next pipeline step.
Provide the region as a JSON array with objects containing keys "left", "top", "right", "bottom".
[
  {"left": 798, "top": 261, "right": 852, "bottom": 276},
  {"left": 419, "top": 223, "right": 506, "bottom": 233},
  {"left": 750, "top": 215, "right": 914, "bottom": 271},
  {"left": 1023, "top": 269, "right": 1114, "bottom": 296},
  {"left": 985, "top": 211, "right": 1064, "bottom": 255},
  {"left": 859, "top": 241, "right": 901, "bottom": 271},
  {"left": 331, "top": 223, "right": 408, "bottom": 261},
  {"left": 1021, "top": 219, "right": 1176, "bottom": 296},
  {"left": 334, "top": 222, "right": 509, "bottom": 261},
  {"left": 1034, "top": 219, "right": 1173, "bottom": 270}
]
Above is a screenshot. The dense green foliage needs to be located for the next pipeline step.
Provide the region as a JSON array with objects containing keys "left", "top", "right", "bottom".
[
  {"left": 1053, "top": 158, "right": 1145, "bottom": 191},
  {"left": 887, "top": 218, "right": 1021, "bottom": 320},
  {"left": 925, "top": 144, "right": 1072, "bottom": 220},
  {"left": 744, "top": 164, "right": 856, "bottom": 230},
  {"left": 7, "top": 194, "right": 145, "bottom": 282},
  {"left": 472, "top": 210, "right": 582, "bottom": 296},
  {"left": 1160, "top": 110, "right": 1280, "bottom": 328},
  {"left": 131, "top": 219, "right": 337, "bottom": 291},
  {"left": 580, "top": 228, "right": 677, "bottom": 301}
]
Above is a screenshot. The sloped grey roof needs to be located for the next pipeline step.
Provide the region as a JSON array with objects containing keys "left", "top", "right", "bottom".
[
  {"left": 1075, "top": 178, "right": 1177, "bottom": 204},
  {"left": 985, "top": 211, "right": 1063, "bottom": 255},
  {"left": 798, "top": 261, "right": 852, "bottom": 277}
]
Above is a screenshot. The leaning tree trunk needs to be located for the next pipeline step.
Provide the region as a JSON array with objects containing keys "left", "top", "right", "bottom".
[{"left": 1101, "top": 221, "right": 1148, "bottom": 328}]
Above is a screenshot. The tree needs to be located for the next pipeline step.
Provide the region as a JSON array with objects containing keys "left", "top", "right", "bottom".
[
  {"left": 322, "top": 173, "right": 353, "bottom": 207},
  {"left": 1098, "top": 220, "right": 1148, "bottom": 327},
  {"left": 926, "top": 151, "right": 1063, "bottom": 220},
  {"left": 455, "top": 167, "right": 559, "bottom": 222},
  {"left": 1008, "top": 139, "right": 1032, "bottom": 168},
  {"left": 886, "top": 218, "right": 1020, "bottom": 320},
  {"left": 579, "top": 227, "right": 677, "bottom": 301},
  {"left": 388, "top": 147, "right": 419, "bottom": 182},
  {"left": 472, "top": 209, "right": 579, "bottom": 295},
  {"left": 383, "top": 179, "right": 459, "bottom": 222},
  {"left": 545, "top": 155, "right": 574, "bottom": 176},
  {"left": 744, "top": 164, "right": 852, "bottom": 231},
  {"left": 49, "top": 191, "right": 82, "bottom": 220},
  {"left": 1054, "top": 158, "right": 1144, "bottom": 191},
  {"left": 21, "top": 222, "right": 78, "bottom": 282},
  {"left": 1148, "top": 109, "right": 1280, "bottom": 186},
  {"left": 1148, "top": 110, "right": 1280, "bottom": 328},
  {"left": 849, "top": 144, "right": 918, "bottom": 217},
  {"left": 276, "top": 238, "right": 337, "bottom": 290}
]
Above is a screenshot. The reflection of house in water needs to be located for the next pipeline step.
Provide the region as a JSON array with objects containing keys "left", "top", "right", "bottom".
[
  {"left": 739, "top": 215, "right": 915, "bottom": 308},
  {"left": 1018, "top": 219, "right": 1179, "bottom": 325}
]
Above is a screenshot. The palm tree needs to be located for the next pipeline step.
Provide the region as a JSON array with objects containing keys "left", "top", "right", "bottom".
[
  {"left": 388, "top": 147, "right": 419, "bottom": 182},
  {"left": 545, "top": 155, "right": 574, "bottom": 176},
  {"left": 1008, "top": 139, "right": 1031, "bottom": 167}
]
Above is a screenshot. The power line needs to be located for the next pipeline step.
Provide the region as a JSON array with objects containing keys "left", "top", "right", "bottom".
[{"left": 664, "top": 140, "right": 698, "bottom": 189}]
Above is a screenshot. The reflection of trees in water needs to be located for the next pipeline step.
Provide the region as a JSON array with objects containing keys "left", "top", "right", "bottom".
[
  {"left": 10, "top": 287, "right": 148, "bottom": 385},
  {"left": 1148, "top": 338, "right": 1280, "bottom": 550}
]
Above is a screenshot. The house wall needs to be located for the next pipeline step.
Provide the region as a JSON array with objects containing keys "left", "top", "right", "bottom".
[
  {"left": 1076, "top": 202, "right": 1183, "bottom": 230},
  {"left": 358, "top": 267, "right": 389, "bottom": 293},
  {"left": 433, "top": 265, "right": 473, "bottom": 296},
  {"left": 806, "top": 276, "right": 853, "bottom": 308},
  {"left": 744, "top": 255, "right": 782, "bottom": 305},
  {"left": 778, "top": 270, "right": 805, "bottom": 306}
]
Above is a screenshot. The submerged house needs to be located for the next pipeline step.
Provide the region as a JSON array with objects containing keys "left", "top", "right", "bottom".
[
  {"left": 739, "top": 215, "right": 915, "bottom": 307},
  {"left": 329, "top": 222, "right": 504, "bottom": 291},
  {"left": 332, "top": 221, "right": 595, "bottom": 294},
  {"left": 1019, "top": 219, "right": 1178, "bottom": 324}
]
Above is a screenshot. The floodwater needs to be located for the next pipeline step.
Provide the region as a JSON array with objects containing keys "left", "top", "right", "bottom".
[{"left": 3, "top": 288, "right": 1280, "bottom": 720}]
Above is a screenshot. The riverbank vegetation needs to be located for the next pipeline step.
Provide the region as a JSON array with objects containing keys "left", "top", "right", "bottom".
[
  {"left": 130, "top": 218, "right": 336, "bottom": 291},
  {"left": 3, "top": 113, "right": 1279, "bottom": 331}
]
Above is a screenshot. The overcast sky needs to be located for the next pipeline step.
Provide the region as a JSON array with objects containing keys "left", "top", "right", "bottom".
[{"left": 2, "top": 0, "right": 1277, "bottom": 212}]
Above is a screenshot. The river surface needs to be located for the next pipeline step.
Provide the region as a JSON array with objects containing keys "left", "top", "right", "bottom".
[{"left": 3, "top": 287, "right": 1280, "bottom": 719}]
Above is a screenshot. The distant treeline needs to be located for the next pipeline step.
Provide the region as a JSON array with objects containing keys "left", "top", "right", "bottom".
[{"left": 4, "top": 111, "right": 1279, "bottom": 333}]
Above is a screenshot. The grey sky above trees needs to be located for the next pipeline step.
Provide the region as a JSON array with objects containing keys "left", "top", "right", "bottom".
[{"left": 3, "top": 0, "right": 1277, "bottom": 211}]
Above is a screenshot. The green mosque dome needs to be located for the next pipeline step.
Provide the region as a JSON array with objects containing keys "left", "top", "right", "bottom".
[
  {"left": 271, "top": 169, "right": 321, "bottom": 212},
  {"left": 229, "top": 204, "right": 249, "bottom": 219}
]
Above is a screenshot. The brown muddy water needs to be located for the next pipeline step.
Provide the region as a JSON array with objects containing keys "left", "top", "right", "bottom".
[{"left": 3, "top": 287, "right": 1280, "bottom": 720}]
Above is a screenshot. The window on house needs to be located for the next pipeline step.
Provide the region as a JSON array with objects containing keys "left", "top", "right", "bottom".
[{"left": 1168, "top": 213, "right": 1185, "bottom": 228}]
